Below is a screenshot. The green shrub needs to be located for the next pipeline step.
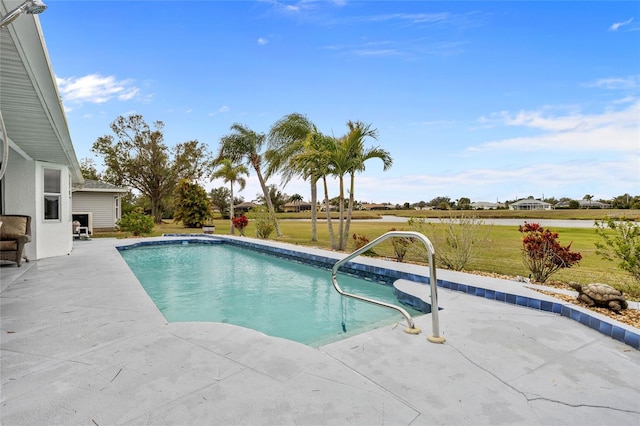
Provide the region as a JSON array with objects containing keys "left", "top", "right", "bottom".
[
  {"left": 116, "top": 208, "right": 155, "bottom": 236},
  {"left": 352, "top": 233, "right": 376, "bottom": 256},
  {"left": 408, "top": 215, "right": 491, "bottom": 271},
  {"left": 388, "top": 227, "right": 413, "bottom": 262},
  {"left": 248, "top": 206, "right": 274, "bottom": 239},
  {"left": 595, "top": 217, "right": 640, "bottom": 282}
]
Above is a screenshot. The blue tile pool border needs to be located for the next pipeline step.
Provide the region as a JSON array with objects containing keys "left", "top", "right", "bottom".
[{"left": 118, "top": 236, "right": 640, "bottom": 351}]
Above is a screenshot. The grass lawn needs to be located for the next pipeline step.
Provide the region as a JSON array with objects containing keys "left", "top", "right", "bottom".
[{"left": 98, "top": 210, "right": 640, "bottom": 299}]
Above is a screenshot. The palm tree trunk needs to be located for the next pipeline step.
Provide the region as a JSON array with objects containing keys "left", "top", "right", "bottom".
[
  {"left": 337, "top": 175, "right": 346, "bottom": 250},
  {"left": 323, "top": 176, "right": 337, "bottom": 249},
  {"left": 229, "top": 183, "right": 235, "bottom": 235},
  {"left": 255, "top": 168, "right": 282, "bottom": 237},
  {"left": 310, "top": 177, "right": 318, "bottom": 241},
  {"left": 343, "top": 172, "right": 355, "bottom": 250}
]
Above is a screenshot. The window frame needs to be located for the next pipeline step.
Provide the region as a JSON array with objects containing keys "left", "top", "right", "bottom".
[{"left": 43, "top": 168, "right": 62, "bottom": 221}]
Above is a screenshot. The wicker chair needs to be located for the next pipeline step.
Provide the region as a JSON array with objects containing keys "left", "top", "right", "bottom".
[{"left": 0, "top": 215, "right": 31, "bottom": 267}]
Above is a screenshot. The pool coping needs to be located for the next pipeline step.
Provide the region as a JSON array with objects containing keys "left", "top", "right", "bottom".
[{"left": 137, "top": 234, "right": 640, "bottom": 350}]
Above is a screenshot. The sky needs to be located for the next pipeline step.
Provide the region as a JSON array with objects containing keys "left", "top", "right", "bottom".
[{"left": 35, "top": 0, "right": 639, "bottom": 205}]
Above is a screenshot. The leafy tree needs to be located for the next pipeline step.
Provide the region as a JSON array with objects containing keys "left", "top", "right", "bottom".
[
  {"left": 610, "top": 193, "right": 640, "bottom": 209},
  {"left": 173, "top": 179, "right": 212, "bottom": 228},
  {"left": 211, "top": 158, "right": 248, "bottom": 234},
  {"left": 267, "top": 113, "right": 322, "bottom": 241},
  {"left": 457, "top": 197, "right": 471, "bottom": 210},
  {"left": 79, "top": 157, "right": 102, "bottom": 180},
  {"left": 210, "top": 186, "right": 231, "bottom": 219},
  {"left": 217, "top": 123, "right": 282, "bottom": 237},
  {"left": 595, "top": 217, "right": 640, "bottom": 282},
  {"left": 429, "top": 196, "right": 451, "bottom": 210},
  {"left": 92, "top": 114, "right": 212, "bottom": 223},
  {"left": 568, "top": 200, "right": 580, "bottom": 209}
]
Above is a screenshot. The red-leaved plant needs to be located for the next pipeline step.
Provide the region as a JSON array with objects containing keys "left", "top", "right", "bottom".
[
  {"left": 232, "top": 215, "right": 249, "bottom": 236},
  {"left": 519, "top": 222, "right": 582, "bottom": 283}
]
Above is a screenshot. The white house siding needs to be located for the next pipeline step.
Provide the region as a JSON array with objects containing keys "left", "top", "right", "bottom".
[{"left": 72, "top": 192, "right": 118, "bottom": 231}]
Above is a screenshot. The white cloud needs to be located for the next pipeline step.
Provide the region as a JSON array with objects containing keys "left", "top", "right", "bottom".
[
  {"left": 352, "top": 49, "right": 401, "bottom": 57},
  {"left": 609, "top": 18, "right": 633, "bottom": 31},
  {"left": 258, "top": 37, "right": 269, "bottom": 45},
  {"left": 208, "top": 106, "right": 230, "bottom": 117},
  {"left": 56, "top": 74, "right": 140, "bottom": 105},
  {"left": 366, "top": 12, "right": 451, "bottom": 25},
  {"left": 472, "top": 101, "right": 639, "bottom": 153},
  {"left": 349, "top": 157, "right": 640, "bottom": 203},
  {"left": 585, "top": 75, "right": 639, "bottom": 90}
]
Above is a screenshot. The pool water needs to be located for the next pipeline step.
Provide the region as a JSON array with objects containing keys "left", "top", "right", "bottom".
[{"left": 119, "top": 242, "right": 421, "bottom": 346}]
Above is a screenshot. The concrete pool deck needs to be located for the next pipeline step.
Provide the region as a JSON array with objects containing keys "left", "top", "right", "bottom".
[{"left": 1, "top": 236, "right": 639, "bottom": 425}]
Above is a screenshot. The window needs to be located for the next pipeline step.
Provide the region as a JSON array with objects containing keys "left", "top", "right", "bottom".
[
  {"left": 114, "top": 195, "right": 121, "bottom": 220},
  {"left": 44, "top": 168, "right": 61, "bottom": 220}
]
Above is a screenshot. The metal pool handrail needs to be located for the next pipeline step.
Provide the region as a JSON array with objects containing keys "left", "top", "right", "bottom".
[{"left": 331, "top": 231, "right": 445, "bottom": 343}]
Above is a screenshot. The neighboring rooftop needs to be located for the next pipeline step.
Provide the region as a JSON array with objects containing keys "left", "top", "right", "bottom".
[{"left": 73, "top": 179, "right": 128, "bottom": 192}]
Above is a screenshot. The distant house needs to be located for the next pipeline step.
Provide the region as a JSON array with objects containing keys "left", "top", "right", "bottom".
[
  {"left": 72, "top": 180, "right": 128, "bottom": 232},
  {"left": 556, "top": 200, "right": 611, "bottom": 209},
  {"left": 509, "top": 199, "right": 553, "bottom": 211},
  {"left": 282, "top": 201, "right": 315, "bottom": 213},
  {"left": 233, "top": 201, "right": 258, "bottom": 214},
  {"left": 361, "top": 203, "right": 392, "bottom": 211},
  {"left": 471, "top": 201, "right": 504, "bottom": 210}
]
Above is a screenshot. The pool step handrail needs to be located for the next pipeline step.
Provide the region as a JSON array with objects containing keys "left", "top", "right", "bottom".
[{"left": 331, "top": 231, "right": 445, "bottom": 344}]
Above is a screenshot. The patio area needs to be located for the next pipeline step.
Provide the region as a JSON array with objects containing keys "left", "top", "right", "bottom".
[{"left": 1, "top": 236, "right": 639, "bottom": 425}]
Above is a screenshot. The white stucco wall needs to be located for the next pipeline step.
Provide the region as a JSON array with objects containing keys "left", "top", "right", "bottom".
[
  {"left": 2, "top": 152, "right": 73, "bottom": 260},
  {"left": 3, "top": 149, "right": 37, "bottom": 261}
]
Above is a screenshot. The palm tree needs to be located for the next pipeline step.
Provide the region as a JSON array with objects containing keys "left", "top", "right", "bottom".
[
  {"left": 217, "top": 124, "right": 282, "bottom": 237},
  {"left": 289, "top": 133, "right": 340, "bottom": 249},
  {"left": 289, "top": 193, "right": 304, "bottom": 212},
  {"left": 267, "top": 113, "right": 321, "bottom": 241},
  {"left": 342, "top": 120, "right": 392, "bottom": 250},
  {"left": 211, "top": 158, "right": 248, "bottom": 235},
  {"left": 314, "top": 121, "right": 392, "bottom": 251}
]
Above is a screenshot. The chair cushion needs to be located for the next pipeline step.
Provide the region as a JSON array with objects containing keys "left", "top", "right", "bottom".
[
  {"left": 0, "top": 240, "right": 18, "bottom": 251},
  {"left": 0, "top": 216, "right": 27, "bottom": 240}
]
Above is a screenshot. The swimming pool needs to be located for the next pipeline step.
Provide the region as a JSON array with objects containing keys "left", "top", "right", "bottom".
[{"left": 119, "top": 241, "right": 422, "bottom": 346}]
